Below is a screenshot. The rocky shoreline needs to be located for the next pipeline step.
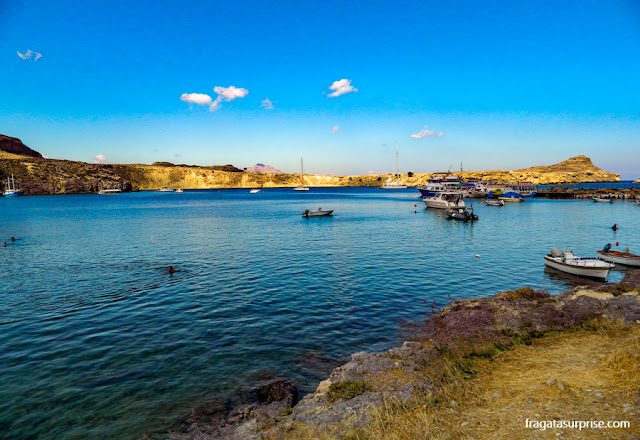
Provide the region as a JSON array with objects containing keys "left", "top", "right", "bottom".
[{"left": 166, "top": 270, "right": 640, "bottom": 440}]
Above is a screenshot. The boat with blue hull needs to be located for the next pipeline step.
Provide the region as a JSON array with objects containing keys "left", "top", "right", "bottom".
[
  {"left": 487, "top": 183, "right": 537, "bottom": 199},
  {"left": 3, "top": 174, "right": 20, "bottom": 197}
]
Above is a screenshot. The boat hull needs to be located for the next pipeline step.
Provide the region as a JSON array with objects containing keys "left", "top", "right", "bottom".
[
  {"left": 597, "top": 251, "right": 640, "bottom": 267},
  {"left": 3, "top": 191, "right": 20, "bottom": 197},
  {"left": 302, "top": 209, "right": 333, "bottom": 217},
  {"left": 499, "top": 196, "right": 524, "bottom": 202},
  {"left": 543, "top": 256, "right": 612, "bottom": 280},
  {"left": 294, "top": 187, "right": 310, "bottom": 191},
  {"left": 380, "top": 185, "right": 407, "bottom": 189},
  {"left": 423, "top": 199, "right": 466, "bottom": 209}
]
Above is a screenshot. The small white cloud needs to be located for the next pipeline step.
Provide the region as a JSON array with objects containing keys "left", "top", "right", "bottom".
[
  {"left": 332, "top": 125, "right": 340, "bottom": 134},
  {"left": 94, "top": 154, "right": 107, "bottom": 164},
  {"left": 327, "top": 79, "right": 357, "bottom": 98},
  {"left": 410, "top": 126, "right": 445, "bottom": 139},
  {"left": 180, "top": 93, "right": 213, "bottom": 106},
  {"left": 261, "top": 98, "right": 274, "bottom": 110},
  {"left": 17, "top": 50, "right": 43, "bottom": 62},
  {"left": 211, "top": 86, "right": 249, "bottom": 111}
]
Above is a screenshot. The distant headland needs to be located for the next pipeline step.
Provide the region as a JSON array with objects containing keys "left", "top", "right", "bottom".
[{"left": 0, "top": 134, "right": 621, "bottom": 195}]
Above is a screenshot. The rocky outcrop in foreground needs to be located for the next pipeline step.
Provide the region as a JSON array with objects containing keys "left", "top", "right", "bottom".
[{"left": 171, "top": 272, "right": 640, "bottom": 439}]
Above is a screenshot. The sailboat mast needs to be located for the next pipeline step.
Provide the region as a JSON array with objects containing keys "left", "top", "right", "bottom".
[
  {"left": 300, "top": 158, "right": 304, "bottom": 176},
  {"left": 395, "top": 141, "right": 399, "bottom": 177}
]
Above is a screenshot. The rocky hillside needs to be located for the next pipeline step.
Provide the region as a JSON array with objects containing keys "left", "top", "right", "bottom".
[
  {"left": 0, "top": 134, "right": 621, "bottom": 195},
  {"left": 0, "top": 135, "right": 43, "bottom": 158}
]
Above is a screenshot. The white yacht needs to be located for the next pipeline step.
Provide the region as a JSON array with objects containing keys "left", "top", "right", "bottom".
[
  {"left": 380, "top": 142, "right": 407, "bottom": 189},
  {"left": 294, "top": 158, "right": 310, "bottom": 191},
  {"left": 423, "top": 192, "right": 466, "bottom": 209}
]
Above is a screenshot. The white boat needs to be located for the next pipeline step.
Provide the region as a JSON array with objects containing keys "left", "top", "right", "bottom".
[
  {"left": 380, "top": 141, "right": 407, "bottom": 189},
  {"left": 499, "top": 196, "right": 524, "bottom": 202},
  {"left": 98, "top": 188, "right": 122, "bottom": 194},
  {"left": 302, "top": 208, "right": 333, "bottom": 217},
  {"left": 486, "top": 199, "right": 504, "bottom": 206},
  {"left": 294, "top": 158, "right": 310, "bottom": 191},
  {"left": 597, "top": 249, "right": 640, "bottom": 267},
  {"left": 175, "top": 188, "right": 184, "bottom": 193},
  {"left": 423, "top": 192, "right": 466, "bottom": 209},
  {"left": 158, "top": 187, "right": 174, "bottom": 192},
  {"left": 249, "top": 189, "right": 261, "bottom": 194},
  {"left": 3, "top": 174, "right": 20, "bottom": 197},
  {"left": 593, "top": 197, "right": 613, "bottom": 203},
  {"left": 543, "top": 248, "right": 613, "bottom": 280}
]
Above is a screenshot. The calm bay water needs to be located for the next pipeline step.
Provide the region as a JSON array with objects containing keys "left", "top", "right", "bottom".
[{"left": 1, "top": 188, "right": 638, "bottom": 439}]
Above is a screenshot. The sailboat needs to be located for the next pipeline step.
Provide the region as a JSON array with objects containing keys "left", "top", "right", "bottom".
[
  {"left": 380, "top": 142, "right": 407, "bottom": 189},
  {"left": 294, "top": 158, "right": 310, "bottom": 191},
  {"left": 3, "top": 174, "right": 20, "bottom": 197}
]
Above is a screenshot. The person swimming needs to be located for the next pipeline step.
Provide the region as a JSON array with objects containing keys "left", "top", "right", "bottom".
[
  {"left": 167, "top": 266, "right": 176, "bottom": 274},
  {"left": 612, "top": 224, "right": 618, "bottom": 231}
]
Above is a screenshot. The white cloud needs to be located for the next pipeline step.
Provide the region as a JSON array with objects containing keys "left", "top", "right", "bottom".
[
  {"left": 327, "top": 79, "right": 357, "bottom": 98},
  {"left": 332, "top": 125, "right": 340, "bottom": 134},
  {"left": 211, "top": 86, "right": 249, "bottom": 111},
  {"left": 261, "top": 98, "right": 274, "bottom": 110},
  {"left": 180, "top": 93, "right": 213, "bottom": 106},
  {"left": 410, "top": 126, "right": 445, "bottom": 139},
  {"left": 17, "top": 50, "right": 43, "bottom": 62},
  {"left": 94, "top": 154, "right": 107, "bottom": 164}
]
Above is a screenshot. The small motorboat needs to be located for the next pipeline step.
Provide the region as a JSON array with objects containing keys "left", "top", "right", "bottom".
[
  {"left": 499, "top": 196, "right": 524, "bottom": 203},
  {"left": 543, "top": 247, "right": 613, "bottom": 280},
  {"left": 423, "top": 192, "right": 466, "bottom": 209},
  {"left": 593, "top": 197, "right": 613, "bottom": 203},
  {"left": 175, "top": 188, "right": 184, "bottom": 193},
  {"left": 597, "top": 244, "right": 640, "bottom": 267},
  {"left": 157, "top": 187, "right": 174, "bottom": 192},
  {"left": 249, "top": 189, "right": 261, "bottom": 194},
  {"left": 98, "top": 188, "right": 122, "bottom": 195},
  {"left": 302, "top": 208, "right": 333, "bottom": 217},
  {"left": 444, "top": 207, "right": 478, "bottom": 221},
  {"left": 485, "top": 199, "right": 504, "bottom": 206}
]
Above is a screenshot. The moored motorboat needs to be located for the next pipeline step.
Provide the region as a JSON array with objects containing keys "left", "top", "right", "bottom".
[
  {"left": 423, "top": 192, "right": 466, "bottom": 209},
  {"left": 543, "top": 247, "right": 613, "bottom": 280},
  {"left": 249, "top": 189, "right": 261, "bottom": 193},
  {"left": 302, "top": 208, "right": 333, "bottom": 217},
  {"left": 597, "top": 245, "right": 640, "bottom": 267},
  {"left": 175, "top": 188, "right": 184, "bottom": 193},
  {"left": 158, "top": 187, "right": 174, "bottom": 192},
  {"left": 98, "top": 188, "right": 122, "bottom": 194},
  {"left": 444, "top": 207, "right": 478, "bottom": 221},
  {"left": 499, "top": 196, "right": 524, "bottom": 202},
  {"left": 593, "top": 197, "right": 613, "bottom": 203},
  {"left": 485, "top": 199, "right": 504, "bottom": 206}
]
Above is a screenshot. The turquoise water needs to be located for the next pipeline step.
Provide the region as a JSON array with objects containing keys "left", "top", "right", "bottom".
[{"left": 0, "top": 188, "right": 638, "bottom": 439}]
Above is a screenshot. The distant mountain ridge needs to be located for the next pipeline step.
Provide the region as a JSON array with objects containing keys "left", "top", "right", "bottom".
[
  {"left": 0, "top": 134, "right": 622, "bottom": 195},
  {"left": 245, "top": 163, "right": 282, "bottom": 173}
]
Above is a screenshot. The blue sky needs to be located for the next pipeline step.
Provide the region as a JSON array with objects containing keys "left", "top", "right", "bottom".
[{"left": 1, "top": 0, "right": 639, "bottom": 178}]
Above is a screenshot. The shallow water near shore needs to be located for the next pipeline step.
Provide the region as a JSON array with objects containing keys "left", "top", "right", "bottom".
[{"left": 0, "top": 187, "right": 638, "bottom": 439}]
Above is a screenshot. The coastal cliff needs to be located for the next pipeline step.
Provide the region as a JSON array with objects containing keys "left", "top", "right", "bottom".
[{"left": 0, "top": 134, "right": 621, "bottom": 195}]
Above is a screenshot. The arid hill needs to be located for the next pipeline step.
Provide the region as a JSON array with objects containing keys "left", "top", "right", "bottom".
[
  {"left": 0, "top": 135, "right": 43, "bottom": 158},
  {"left": 0, "top": 134, "right": 621, "bottom": 195}
]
